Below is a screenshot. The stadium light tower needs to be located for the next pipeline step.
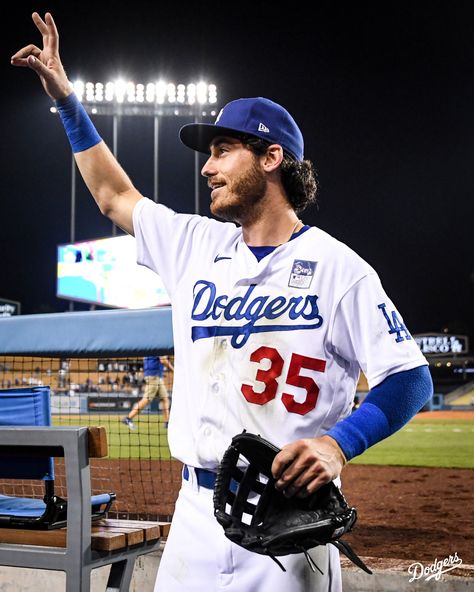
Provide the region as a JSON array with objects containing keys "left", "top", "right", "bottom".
[{"left": 51, "top": 80, "right": 218, "bottom": 241}]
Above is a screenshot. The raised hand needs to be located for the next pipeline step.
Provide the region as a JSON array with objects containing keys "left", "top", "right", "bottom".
[{"left": 11, "top": 12, "right": 72, "bottom": 100}]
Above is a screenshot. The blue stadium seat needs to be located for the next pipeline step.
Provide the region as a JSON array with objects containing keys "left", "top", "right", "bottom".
[{"left": 0, "top": 386, "right": 115, "bottom": 529}]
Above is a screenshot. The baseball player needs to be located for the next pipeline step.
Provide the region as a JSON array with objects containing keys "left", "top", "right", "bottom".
[
  {"left": 13, "top": 13, "right": 433, "bottom": 592},
  {"left": 122, "top": 356, "right": 173, "bottom": 429}
]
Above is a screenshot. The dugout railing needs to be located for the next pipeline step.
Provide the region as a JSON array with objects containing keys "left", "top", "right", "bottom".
[{"left": 0, "top": 308, "right": 181, "bottom": 522}]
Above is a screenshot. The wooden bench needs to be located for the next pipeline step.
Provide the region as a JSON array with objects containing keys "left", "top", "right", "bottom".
[
  {"left": 0, "top": 518, "right": 170, "bottom": 551},
  {"left": 0, "top": 425, "right": 169, "bottom": 591}
]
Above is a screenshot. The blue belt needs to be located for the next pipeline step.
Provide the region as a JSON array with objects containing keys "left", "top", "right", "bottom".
[
  {"left": 183, "top": 465, "right": 239, "bottom": 493},
  {"left": 183, "top": 465, "right": 217, "bottom": 489}
]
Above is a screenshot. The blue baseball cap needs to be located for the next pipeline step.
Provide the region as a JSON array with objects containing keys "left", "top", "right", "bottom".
[{"left": 179, "top": 97, "right": 304, "bottom": 161}]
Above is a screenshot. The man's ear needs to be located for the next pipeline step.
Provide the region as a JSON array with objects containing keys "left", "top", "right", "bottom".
[{"left": 262, "top": 144, "right": 284, "bottom": 172}]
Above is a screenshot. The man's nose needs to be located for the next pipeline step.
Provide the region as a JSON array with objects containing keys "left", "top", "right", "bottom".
[{"left": 201, "top": 155, "right": 216, "bottom": 177}]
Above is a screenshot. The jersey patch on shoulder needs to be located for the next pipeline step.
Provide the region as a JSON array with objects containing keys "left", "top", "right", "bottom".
[
  {"left": 378, "top": 302, "right": 412, "bottom": 343},
  {"left": 288, "top": 260, "right": 317, "bottom": 289}
]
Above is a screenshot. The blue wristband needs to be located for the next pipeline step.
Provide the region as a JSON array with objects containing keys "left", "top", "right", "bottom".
[
  {"left": 326, "top": 365, "right": 433, "bottom": 460},
  {"left": 55, "top": 93, "right": 102, "bottom": 153}
]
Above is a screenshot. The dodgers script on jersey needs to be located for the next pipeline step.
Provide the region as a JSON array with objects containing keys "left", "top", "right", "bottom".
[{"left": 133, "top": 198, "right": 426, "bottom": 468}]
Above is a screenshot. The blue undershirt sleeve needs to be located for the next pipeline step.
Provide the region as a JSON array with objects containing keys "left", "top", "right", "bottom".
[{"left": 326, "top": 365, "right": 433, "bottom": 461}]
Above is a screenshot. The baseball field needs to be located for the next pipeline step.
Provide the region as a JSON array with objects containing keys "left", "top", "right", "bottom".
[
  {"left": 344, "top": 410, "right": 474, "bottom": 570},
  {"left": 53, "top": 410, "right": 474, "bottom": 467},
  {"left": 350, "top": 411, "right": 474, "bottom": 468}
]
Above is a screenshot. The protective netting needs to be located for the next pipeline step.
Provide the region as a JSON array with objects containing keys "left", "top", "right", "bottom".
[{"left": 0, "top": 354, "right": 181, "bottom": 521}]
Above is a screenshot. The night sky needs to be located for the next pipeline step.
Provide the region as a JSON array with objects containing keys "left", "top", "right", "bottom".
[{"left": 1, "top": 1, "right": 473, "bottom": 338}]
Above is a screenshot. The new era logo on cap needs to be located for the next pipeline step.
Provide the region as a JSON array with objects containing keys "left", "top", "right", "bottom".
[{"left": 179, "top": 97, "right": 304, "bottom": 161}]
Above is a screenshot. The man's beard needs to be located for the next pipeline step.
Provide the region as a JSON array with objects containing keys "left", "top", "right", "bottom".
[{"left": 210, "top": 160, "right": 267, "bottom": 225}]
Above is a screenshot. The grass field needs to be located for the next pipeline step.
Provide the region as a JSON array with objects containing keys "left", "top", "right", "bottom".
[
  {"left": 52, "top": 414, "right": 172, "bottom": 459},
  {"left": 53, "top": 414, "right": 474, "bottom": 467},
  {"left": 350, "top": 418, "right": 474, "bottom": 468}
]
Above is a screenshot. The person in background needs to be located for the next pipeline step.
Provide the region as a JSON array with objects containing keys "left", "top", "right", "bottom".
[{"left": 122, "top": 356, "right": 173, "bottom": 429}]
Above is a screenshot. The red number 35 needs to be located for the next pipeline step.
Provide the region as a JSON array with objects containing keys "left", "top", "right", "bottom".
[{"left": 240, "top": 346, "right": 326, "bottom": 415}]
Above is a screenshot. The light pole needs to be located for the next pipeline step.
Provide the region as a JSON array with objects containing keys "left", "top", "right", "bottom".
[{"left": 52, "top": 80, "right": 218, "bottom": 243}]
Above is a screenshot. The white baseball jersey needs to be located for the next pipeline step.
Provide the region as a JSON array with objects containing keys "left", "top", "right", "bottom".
[{"left": 133, "top": 197, "right": 427, "bottom": 468}]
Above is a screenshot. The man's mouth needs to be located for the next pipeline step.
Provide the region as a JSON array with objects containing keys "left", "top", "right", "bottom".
[{"left": 210, "top": 183, "right": 225, "bottom": 198}]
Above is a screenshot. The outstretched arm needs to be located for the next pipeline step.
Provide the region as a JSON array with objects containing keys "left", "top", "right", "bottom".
[{"left": 11, "top": 12, "right": 141, "bottom": 235}]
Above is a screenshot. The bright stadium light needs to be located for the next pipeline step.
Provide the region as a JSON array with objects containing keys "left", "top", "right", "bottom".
[
  {"left": 196, "top": 81, "right": 208, "bottom": 105},
  {"left": 156, "top": 81, "right": 167, "bottom": 104},
  {"left": 209, "top": 84, "right": 217, "bottom": 104},
  {"left": 126, "top": 82, "right": 136, "bottom": 103},
  {"left": 70, "top": 79, "right": 218, "bottom": 114},
  {"left": 145, "top": 83, "right": 155, "bottom": 103},
  {"left": 72, "top": 80, "right": 84, "bottom": 101},
  {"left": 187, "top": 83, "right": 196, "bottom": 105},
  {"left": 115, "top": 79, "right": 127, "bottom": 104},
  {"left": 85, "top": 82, "right": 95, "bottom": 103},
  {"left": 177, "top": 84, "right": 186, "bottom": 104},
  {"left": 105, "top": 82, "right": 115, "bottom": 102}
]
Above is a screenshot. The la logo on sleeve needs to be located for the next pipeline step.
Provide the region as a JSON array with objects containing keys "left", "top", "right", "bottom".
[{"left": 288, "top": 260, "right": 317, "bottom": 289}]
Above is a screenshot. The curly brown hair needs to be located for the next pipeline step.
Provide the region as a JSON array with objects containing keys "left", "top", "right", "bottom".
[{"left": 241, "top": 136, "right": 319, "bottom": 214}]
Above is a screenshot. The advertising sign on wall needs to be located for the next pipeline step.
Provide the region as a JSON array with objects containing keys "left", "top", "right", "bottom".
[{"left": 414, "top": 334, "right": 469, "bottom": 355}]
